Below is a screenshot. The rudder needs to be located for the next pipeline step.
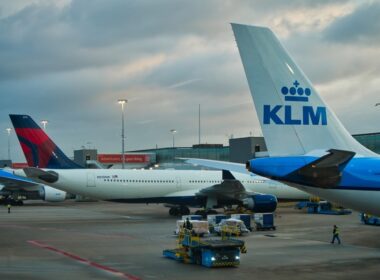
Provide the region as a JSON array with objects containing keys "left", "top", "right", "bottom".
[
  {"left": 231, "top": 23, "right": 374, "bottom": 157},
  {"left": 9, "top": 114, "right": 83, "bottom": 169}
]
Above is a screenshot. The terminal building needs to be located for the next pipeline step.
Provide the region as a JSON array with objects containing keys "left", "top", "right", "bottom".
[
  {"left": 3, "top": 132, "right": 380, "bottom": 169},
  {"left": 132, "top": 144, "right": 229, "bottom": 169},
  {"left": 129, "top": 132, "right": 380, "bottom": 166},
  {"left": 352, "top": 132, "right": 380, "bottom": 154}
]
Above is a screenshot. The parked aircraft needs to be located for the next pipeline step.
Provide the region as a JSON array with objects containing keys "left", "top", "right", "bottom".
[
  {"left": 9, "top": 114, "right": 309, "bottom": 216},
  {"left": 231, "top": 23, "right": 380, "bottom": 215},
  {"left": 0, "top": 169, "right": 66, "bottom": 204}
]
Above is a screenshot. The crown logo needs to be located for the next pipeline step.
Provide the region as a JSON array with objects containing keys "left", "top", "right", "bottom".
[{"left": 281, "top": 80, "right": 311, "bottom": 102}]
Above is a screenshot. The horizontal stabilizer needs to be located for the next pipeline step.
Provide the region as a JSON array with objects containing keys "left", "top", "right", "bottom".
[
  {"left": 23, "top": 167, "right": 59, "bottom": 183},
  {"left": 287, "top": 149, "right": 355, "bottom": 188}
]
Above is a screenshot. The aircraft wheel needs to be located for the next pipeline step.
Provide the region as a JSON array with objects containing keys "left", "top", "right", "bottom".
[
  {"left": 195, "top": 209, "right": 204, "bottom": 216},
  {"left": 207, "top": 209, "right": 218, "bottom": 215},
  {"left": 180, "top": 206, "right": 190, "bottom": 215},
  {"left": 169, "top": 207, "right": 179, "bottom": 216},
  {"left": 195, "top": 210, "right": 208, "bottom": 219}
]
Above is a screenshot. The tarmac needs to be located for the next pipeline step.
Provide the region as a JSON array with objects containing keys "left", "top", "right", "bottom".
[{"left": 1, "top": 201, "right": 380, "bottom": 280}]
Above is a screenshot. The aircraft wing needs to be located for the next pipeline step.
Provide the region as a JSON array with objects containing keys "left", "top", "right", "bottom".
[
  {"left": 196, "top": 170, "right": 252, "bottom": 200},
  {"left": 0, "top": 169, "right": 40, "bottom": 190},
  {"left": 165, "top": 170, "right": 253, "bottom": 200},
  {"left": 182, "top": 158, "right": 250, "bottom": 174}
]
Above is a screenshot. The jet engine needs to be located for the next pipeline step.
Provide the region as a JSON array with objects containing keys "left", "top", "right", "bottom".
[
  {"left": 243, "top": 194, "right": 277, "bottom": 213},
  {"left": 38, "top": 186, "right": 66, "bottom": 202}
]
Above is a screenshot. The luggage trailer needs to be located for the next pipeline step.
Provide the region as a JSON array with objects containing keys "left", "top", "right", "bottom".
[{"left": 163, "top": 230, "right": 246, "bottom": 268}]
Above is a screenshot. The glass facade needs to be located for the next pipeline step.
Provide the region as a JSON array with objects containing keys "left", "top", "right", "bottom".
[
  {"left": 132, "top": 146, "right": 229, "bottom": 164},
  {"left": 353, "top": 133, "right": 380, "bottom": 154},
  {"left": 130, "top": 133, "right": 380, "bottom": 168}
]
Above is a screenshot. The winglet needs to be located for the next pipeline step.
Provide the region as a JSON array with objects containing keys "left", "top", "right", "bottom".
[{"left": 222, "top": 170, "right": 236, "bottom": 180}]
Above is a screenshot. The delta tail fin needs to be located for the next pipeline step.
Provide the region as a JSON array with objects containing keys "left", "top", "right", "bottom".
[
  {"left": 231, "top": 23, "right": 375, "bottom": 157},
  {"left": 9, "top": 115, "right": 83, "bottom": 169}
]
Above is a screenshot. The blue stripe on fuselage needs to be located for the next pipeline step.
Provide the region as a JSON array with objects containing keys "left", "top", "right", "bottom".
[{"left": 250, "top": 156, "right": 380, "bottom": 191}]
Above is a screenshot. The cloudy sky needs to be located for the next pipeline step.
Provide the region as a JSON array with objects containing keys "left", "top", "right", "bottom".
[{"left": 0, "top": 0, "right": 379, "bottom": 162}]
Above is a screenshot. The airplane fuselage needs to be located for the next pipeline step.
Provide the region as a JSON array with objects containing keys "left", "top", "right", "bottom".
[
  {"left": 16, "top": 169, "right": 308, "bottom": 206},
  {"left": 249, "top": 155, "right": 380, "bottom": 215}
]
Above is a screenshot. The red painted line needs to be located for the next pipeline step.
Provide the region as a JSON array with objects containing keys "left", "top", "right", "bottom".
[
  {"left": 33, "top": 228, "right": 135, "bottom": 240},
  {"left": 27, "top": 240, "right": 141, "bottom": 280},
  {"left": 0, "top": 224, "right": 134, "bottom": 240}
]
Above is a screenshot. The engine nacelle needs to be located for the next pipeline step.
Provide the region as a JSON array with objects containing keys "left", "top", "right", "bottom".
[
  {"left": 39, "top": 186, "right": 66, "bottom": 202},
  {"left": 243, "top": 194, "right": 277, "bottom": 213}
]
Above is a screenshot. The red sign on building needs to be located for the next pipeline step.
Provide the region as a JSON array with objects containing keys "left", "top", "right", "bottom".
[
  {"left": 97, "top": 154, "right": 150, "bottom": 164},
  {"left": 12, "top": 163, "right": 29, "bottom": 169}
]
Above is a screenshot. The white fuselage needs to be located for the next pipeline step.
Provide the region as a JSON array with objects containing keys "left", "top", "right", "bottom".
[
  {"left": 19, "top": 169, "right": 309, "bottom": 201},
  {"left": 289, "top": 182, "right": 380, "bottom": 216}
]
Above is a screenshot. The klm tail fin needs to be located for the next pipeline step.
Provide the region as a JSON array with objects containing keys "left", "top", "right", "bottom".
[
  {"left": 9, "top": 115, "right": 83, "bottom": 169},
  {"left": 231, "top": 23, "right": 375, "bottom": 157}
]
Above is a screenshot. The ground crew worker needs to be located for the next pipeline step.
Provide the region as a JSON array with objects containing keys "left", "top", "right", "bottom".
[
  {"left": 363, "top": 213, "right": 369, "bottom": 223},
  {"left": 183, "top": 218, "right": 192, "bottom": 231},
  {"left": 7, "top": 203, "right": 11, "bottom": 214},
  {"left": 331, "top": 225, "right": 341, "bottom": 244}
]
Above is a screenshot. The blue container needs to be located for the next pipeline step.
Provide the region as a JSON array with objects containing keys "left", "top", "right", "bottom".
[
  {"left": 262, "top": 213, "right": 273, "bottom": 226},
  {"left": 254, "top": 213, "right": 275, "bottom": 230},
  {"left": 207, "top": 214, "right": 228, "bottom": 224},
  {"left": 182, "top": 215, "right": 202, "bottom": 221},
  {"left": 215, "top": 215, "right": 228, "bottom": 224},
  {"left": 231, "top": 214, "right": 252, "bottom": 230}
]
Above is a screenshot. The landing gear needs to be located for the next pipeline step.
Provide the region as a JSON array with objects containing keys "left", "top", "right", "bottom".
[
  {"left": 195, "top": 209, "right": 218, "bottom": 218},
  {"left": 169, "top": 206, "right": 190, "bottom": 216},
  {"left": 208, "top": 209, "right": 218, "bottom": 215},
  {"left": 169, "top": 207, "right": 179, "bottom": 216},
  {"left": 181, "top": 206, "right": 190, "bottom": 215},
  {"left": 0, "top": 196, "right": 23, "bottom": 206},
  {"left": 14, "top": 200, "right": 23, "bottom": 206}
]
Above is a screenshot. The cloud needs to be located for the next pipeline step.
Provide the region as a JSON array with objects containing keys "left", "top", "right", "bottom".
[
  {"left": 168, "top": 79, "right": 201, "bottom": 89},
  {"left": 323, "top": 1, "right": 380, "bottom": 44},
  {"left": 0, "top": 0, "right": 378, "bottom": 161}
]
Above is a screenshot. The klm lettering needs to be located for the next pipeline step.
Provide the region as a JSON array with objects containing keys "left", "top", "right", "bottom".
[{"left": 263, "top": 105, "right": 327, "bottom": 125}]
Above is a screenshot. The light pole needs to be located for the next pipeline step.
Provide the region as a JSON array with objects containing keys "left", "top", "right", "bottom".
[
  {"left": 170, "top": 129, "right": 177, "bottom": 161},
  {"left": 118, "top": 99, "right": 128, "bottom": 169},
  {"left": 6, "top": 128, "right": 11, "bottom": 160},
  {"left": 170, "top": 129, "right": 177, "bottom": 148},
  {"left": 41, "top": 120, "right": 48, "bottom": 131}
]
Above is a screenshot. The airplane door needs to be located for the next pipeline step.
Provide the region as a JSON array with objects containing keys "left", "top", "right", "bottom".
[
  {"left": 175, "top": 176, "right": 181, "bottom": 191},
  {"left": 87, "top": 173, "right": 96, "bottom": 187}
]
